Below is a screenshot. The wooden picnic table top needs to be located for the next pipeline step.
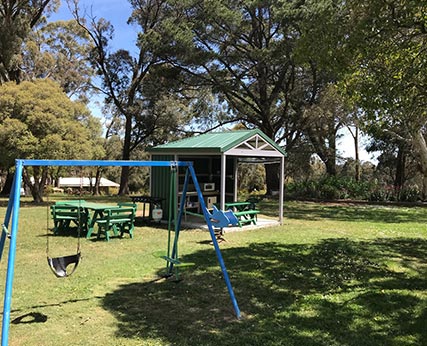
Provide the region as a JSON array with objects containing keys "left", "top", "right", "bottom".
[
  {"left": 224, "top": 201, "right": 258, "bottom": 212},
  {"left": 224, "top": 201, "right": 251, "bottom": 207},
  {"left": 81, "top": 202, "right": 119, "bottom": 210},
  {"left": 57, "top": 200, "right": 118, "bottom": 210}
]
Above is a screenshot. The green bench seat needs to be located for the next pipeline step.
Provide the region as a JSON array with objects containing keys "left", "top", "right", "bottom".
[
  {"left": 50, "top": 204, "right": 88, "bottom": 235},
  {"left": 95, "top": 205, "right": 136, "bottom": 241},
  {"left": 233, "top": 210, "right": 260, "bottom": 227}
]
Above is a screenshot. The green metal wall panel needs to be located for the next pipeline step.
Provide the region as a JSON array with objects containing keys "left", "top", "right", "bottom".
[
  {"left": 150, "top": 154, "right": 237, "bottom": 219},
  {"left": 151, "top": 155, "right": 174, "bottom": 220}
]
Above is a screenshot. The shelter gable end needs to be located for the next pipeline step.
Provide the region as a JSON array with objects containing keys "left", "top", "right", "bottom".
[{"left": 229, "top": 134, "right": 278, "bottom": 155}]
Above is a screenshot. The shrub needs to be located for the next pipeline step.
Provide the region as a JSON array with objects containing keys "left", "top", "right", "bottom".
[
  {"left": 399, "top": 185, "right": 420, "bottom": 202},
  {"left": 286, "top": 177, "right": 374, "bottom": 201},
  {"left": 286, "top": 177, "right": 421, "bottom": 203}
]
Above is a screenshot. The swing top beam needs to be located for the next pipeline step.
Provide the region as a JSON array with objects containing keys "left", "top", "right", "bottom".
[{"left": 15, "top": 159, "right": 192, "bottom": 167}]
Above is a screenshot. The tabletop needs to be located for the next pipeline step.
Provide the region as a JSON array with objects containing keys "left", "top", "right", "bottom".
[
  {"left": 58, "top": 200, "right": 117, "bottom": 210},
  {"left": 81, "top": 202, "right": 119, "bottom": 210},
  {"left": 224, "top": 201, "right": 255, "bottom": 211},
  {"left": 224, "top": 201, "right": 251, "bottom": 208}
]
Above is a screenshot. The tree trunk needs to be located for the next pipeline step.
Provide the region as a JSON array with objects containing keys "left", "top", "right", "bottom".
[
  {"left": 22, "top": 166, "right": 48, "bottom": 203},
  {"left": 24, "top": 176, "right": 43, "bottom": 203},
  {"left": 394, "top": 145, "right": 406, "bottom": 190},
  {"left": 309, "top": 132, "right": 337, "bottom": 176},
  {"left": 412, "top": 130, "right": 427, "bottom": 200},
  {"left": 324, "top": 157, "right": 337, "bottom": 176},
  {"left": 0, "top": 170, "right": 13, "bottom": 195},
  {"left": 119, "top": 167, "right": 130, "bottom": 195},
  {"left": 326, "top": 131, "right": 337, "bottom": 176},
  {"left": 93, "top": 168, "right": 101, "bottom": 196},
  {"left": 354, "top": 127, "right": 361, "bottom": 181},
  {"left": 119, "top": 115, "right": 132, "bottom": 195}
]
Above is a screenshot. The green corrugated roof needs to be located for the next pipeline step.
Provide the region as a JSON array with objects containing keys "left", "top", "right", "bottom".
[{"left": 148, "top": 129, "right": 286, "bottom": 156}]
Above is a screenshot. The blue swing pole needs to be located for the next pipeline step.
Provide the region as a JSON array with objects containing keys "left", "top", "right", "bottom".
[
  {"left": 0, "top": 170, "right": 18, "bottom": 262},
  {"left": 2, "top": 160, "right": 24, "bottom": 346},
  {"left": 171, "top": 164, "right": 241, "bottom": 319},
  {"left": 188, "top": 165, "right": 241, "bottom": 319}
]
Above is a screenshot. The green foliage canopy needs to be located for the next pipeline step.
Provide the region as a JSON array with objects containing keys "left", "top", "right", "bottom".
[
  {"left": 342, "top": 0, "right": 427, "bottom": 197},
  {"left": 127, "top": 0, "right": 357, "bottom": 189},
  {"left": 0, "top": 0, "right": 59, "bottom": 83},
  {"left": 0, "top": 79, "right": 103, "bottom": 166},
  {"left": 345, "top": 0, "right": 427, "bottom": 135},
  {"left": 22, "top": 19, "right": 95, "bottom": 99}
]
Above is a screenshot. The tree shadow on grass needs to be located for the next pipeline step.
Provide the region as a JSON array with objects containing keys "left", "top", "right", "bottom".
[{"left": 102, "top": 238, "right": 427, "bottom": 346}]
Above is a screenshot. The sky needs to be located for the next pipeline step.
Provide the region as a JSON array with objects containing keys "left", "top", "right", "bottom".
[
  {"left": 49, "top": 0, "right": 136, "bottom": 118},
  {"left": 49, "top": 0, "right": 136, "bottom": 51},
  {"left": 50, "top": 1, "right": 377, "bottom": 163},
  {"left": 337, "top": 128, "right": 378, "bottom": 163}
]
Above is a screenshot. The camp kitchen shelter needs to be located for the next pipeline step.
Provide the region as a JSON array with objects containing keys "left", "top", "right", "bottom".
[{"left": 148, "top": 129, "right": 286, "bottom": 224}]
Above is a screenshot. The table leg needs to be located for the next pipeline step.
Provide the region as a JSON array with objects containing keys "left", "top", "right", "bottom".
[{"left": 86, "top": 210, "right": 100, "bottom": 238}]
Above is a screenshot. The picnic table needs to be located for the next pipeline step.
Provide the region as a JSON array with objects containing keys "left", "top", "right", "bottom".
[
  {"left": 224, "top": 201, "right": 260, "bottom": 227},
  {"left": 51, "top": 201, "right": 136, "bottom": 239},
  {"left": 81, "top": 202, "right": 125, "bottom": 238},
  {"left": 92, "top": 203, "right": 136, "bottom": 241},
  {"left": 50, "top": 202, "right": 88, "bottom": 235}
]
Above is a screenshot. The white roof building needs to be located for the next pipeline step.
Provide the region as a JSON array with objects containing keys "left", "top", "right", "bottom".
[{"left": 58, "top": 177, "right": 120, "bottom": 188}]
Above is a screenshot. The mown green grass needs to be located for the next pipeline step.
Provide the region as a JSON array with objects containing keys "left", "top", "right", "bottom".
[{"left": 0, "top": 198, "right": 426, "bottom": 346}]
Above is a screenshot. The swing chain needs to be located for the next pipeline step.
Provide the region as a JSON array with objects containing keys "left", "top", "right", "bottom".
[
  {"left": 45, "top": 167, "right": 83, "bottom": 278},
  {"left": 1, "top": 224, "right": 10, "bottom": 238}
]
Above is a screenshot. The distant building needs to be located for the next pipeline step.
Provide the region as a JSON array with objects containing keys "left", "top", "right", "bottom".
[{"left": 58, "top": 177, "right": 120, "bottom": 195}]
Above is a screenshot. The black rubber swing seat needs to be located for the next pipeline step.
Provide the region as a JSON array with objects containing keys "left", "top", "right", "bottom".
[{"left": 47, "top": 253, "right": 81, "bottom": 278}]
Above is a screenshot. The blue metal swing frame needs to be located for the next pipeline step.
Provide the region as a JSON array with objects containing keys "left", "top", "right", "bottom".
[{"left": 0, "top": 159, "right": 241, "bottom": 346}]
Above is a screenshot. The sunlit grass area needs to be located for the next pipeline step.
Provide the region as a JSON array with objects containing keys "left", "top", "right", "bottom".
[{"left": 0, "top": 198, "right": 426, "bottom": 345}]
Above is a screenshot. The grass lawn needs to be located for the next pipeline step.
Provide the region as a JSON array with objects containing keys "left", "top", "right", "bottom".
[{"left": 0, "top": 198, "right": 426, "bottom": 346}]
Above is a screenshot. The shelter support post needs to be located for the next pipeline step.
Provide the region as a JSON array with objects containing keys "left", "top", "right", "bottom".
[
  {"left": 220, "top": 154, "right": 227, "bottom": 211},
  {"left": 233, "top": 157, "right": 238, "bottom": 202},
  {"left": 279, "top": 156, "right": 284, "bottom": 225}
]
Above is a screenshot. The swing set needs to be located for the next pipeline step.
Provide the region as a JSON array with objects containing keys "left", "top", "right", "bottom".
[{"left": 0, "top": 159, "right": 241, "bottom": 346}]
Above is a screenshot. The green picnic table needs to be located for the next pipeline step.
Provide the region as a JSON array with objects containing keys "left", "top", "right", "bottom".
[
  {"left": 53, "top": 201, "right": 125, "bottom": 238},
  {"left": 80, "top": 202, "right": 124, "bottom": 238},
  {"left": 223, "top": 201, "right": 260, "bottom": 227}
]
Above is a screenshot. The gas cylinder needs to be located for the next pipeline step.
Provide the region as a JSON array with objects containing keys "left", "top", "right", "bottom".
[{"left": 152, "top": 205, "right": 163, "bottom": 222}]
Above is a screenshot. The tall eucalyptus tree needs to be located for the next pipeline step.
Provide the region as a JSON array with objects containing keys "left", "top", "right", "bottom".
[
  {"left": 0, "top": 0, "right": 58, "bottom": 83},
  {"left": 344, "top": 0, "right": 427, "bottom": 197},
  {"left": 132, "top": 0, "right": 348, "bottom": 190},
  {"left": 71, "top": 0, "right": 192, "bottom": 194}
]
